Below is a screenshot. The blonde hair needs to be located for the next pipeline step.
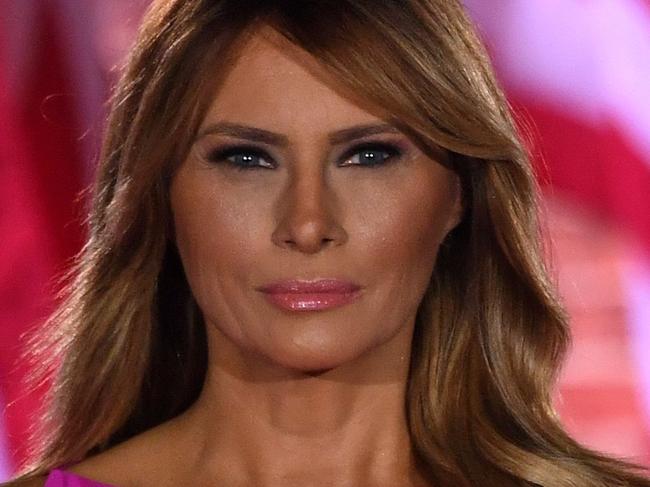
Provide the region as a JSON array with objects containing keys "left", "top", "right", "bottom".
[{"left": 7, "top": 1, "right": 650, "bottom": 485}]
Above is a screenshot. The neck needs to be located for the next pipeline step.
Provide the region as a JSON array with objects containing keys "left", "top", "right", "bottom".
[{"left": 173, "top": 321, "right": 430, "bottom": 487}]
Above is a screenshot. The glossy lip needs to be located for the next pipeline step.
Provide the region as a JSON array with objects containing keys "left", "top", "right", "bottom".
[{"left": 256, "top": 279, "right": 363, "bottom": 312}]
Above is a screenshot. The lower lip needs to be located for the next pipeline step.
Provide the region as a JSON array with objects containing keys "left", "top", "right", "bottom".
[{"left": 262, "top": 291, "right": 362, "bottom": 311}]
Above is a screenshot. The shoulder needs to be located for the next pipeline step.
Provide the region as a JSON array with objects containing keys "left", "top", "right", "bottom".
[
  {"left": 6, "top": 469, "right": 119, "bottom": 487},
  {"left": 69, "top": 438, "right": 158, "bottom": 487},
  {"left": 69, "top": 416, "right": 188, "bottom": 487},
  {"left": 4, "top": 414, "right": 191, "bottom": 487}
]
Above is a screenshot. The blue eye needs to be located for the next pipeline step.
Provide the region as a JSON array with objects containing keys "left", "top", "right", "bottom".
[
  {"left": 206, "top": 145, "right": 274, "bottom": 171},
  {"left": 340, "top": 143, "right": 402, "bottom": 168}
]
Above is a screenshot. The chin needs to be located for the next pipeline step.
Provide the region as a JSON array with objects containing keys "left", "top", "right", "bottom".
[
  {"left": 262, "top": 332, "right": 374, "bottom": 375},
  {"left": 206, "top": 313, "right": 403, "bottom": 377},
  {"left": 268, "top": 347, "right": 360, "bottom": 375}
]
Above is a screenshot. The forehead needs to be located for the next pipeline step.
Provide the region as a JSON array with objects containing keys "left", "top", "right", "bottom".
[{"left": 201, "top": 26, "right": 388, "bottom": 132}]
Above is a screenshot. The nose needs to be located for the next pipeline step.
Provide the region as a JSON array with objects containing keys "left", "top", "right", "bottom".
[{"left": 271, "top": 170, "right": 347, "bottom": 254}]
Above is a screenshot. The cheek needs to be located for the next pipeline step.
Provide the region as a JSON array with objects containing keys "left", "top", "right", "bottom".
[
  {"left": 347, "top": 166, "right": 456, "bottom": 276},
  {"left": 169, "top": 166, "right": 269, "bottom": 312}
]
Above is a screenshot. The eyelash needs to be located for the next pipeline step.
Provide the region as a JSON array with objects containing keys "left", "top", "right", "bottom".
[{"left": 204, "top": 142, "right": 404, "bottom": 172}]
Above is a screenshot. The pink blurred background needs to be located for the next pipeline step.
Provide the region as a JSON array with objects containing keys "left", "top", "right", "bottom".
[{"left": 1, "top": 0, "right": 649, "bottom": 478}]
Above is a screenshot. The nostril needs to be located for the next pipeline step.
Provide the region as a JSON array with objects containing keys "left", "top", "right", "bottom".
[{"left": 271, "top": 202, "right": 348, "bottom": 253}]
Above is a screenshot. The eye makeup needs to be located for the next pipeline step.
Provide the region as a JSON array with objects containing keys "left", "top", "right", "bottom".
[
  {"left": 201, "top": 138, "right": 408, "bottom": 172},
  {"left": 337, "top": 142, "right": 404, "bottom": 168},
  {"left": 205, "top": 144, "right": 276, "bottom": 171}
]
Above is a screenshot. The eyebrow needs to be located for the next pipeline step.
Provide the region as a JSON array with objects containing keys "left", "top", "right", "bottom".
[{"left": 195, "top": 121, "right": 401, "bottom": 146}]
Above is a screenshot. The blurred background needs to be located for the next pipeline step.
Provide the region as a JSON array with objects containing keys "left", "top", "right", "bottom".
[{"left": 0, "top": 0, "right": 649, "bottom": 479}]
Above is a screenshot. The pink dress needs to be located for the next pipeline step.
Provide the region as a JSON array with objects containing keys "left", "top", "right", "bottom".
[{"left": 44, "top": 469, "right": 116, "bottom": 487}]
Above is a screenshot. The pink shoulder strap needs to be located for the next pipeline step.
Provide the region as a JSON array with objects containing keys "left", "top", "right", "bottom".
[{"left": 44, "top": 469, "right": 116, "bottom": 487}]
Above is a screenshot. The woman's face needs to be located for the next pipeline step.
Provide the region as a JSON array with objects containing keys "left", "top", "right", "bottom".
[{"left": 170, "top": 29, "right": 461, "bottom": 373}]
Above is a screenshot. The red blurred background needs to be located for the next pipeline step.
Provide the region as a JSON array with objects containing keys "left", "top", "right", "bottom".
[{"left": 1, "top": 0, "right": 649, "bottom": 478}]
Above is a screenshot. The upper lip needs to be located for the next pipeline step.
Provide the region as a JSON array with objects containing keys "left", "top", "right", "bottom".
[{"left": 257, "top": 278, "right": 362, "bottom": 294}]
